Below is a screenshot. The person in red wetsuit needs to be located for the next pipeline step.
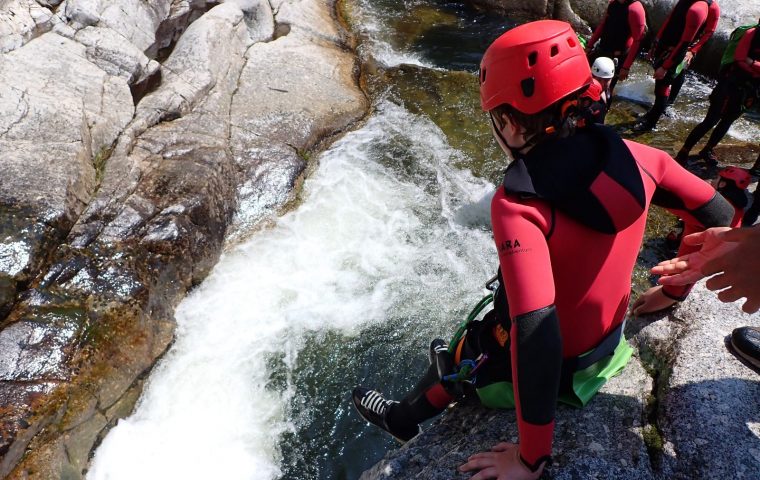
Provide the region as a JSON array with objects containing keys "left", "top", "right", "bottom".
[
  {"left": 714, "top": 166, "right": 753, "bottom": 227},
  {"left": 352, "top": 20, "right": 733, "bottom": 479},
  {"left": 664, "top": 166, "right": 751, "bottom": 249},
  {"left": 674, "top": 23, "right": 760, "bottom": 165},
  {"left": 585, "top": 0, "right": 647, "bottom": 93},
  {"left": 635, "top": 0, "right": 720, "bottom": 132}
]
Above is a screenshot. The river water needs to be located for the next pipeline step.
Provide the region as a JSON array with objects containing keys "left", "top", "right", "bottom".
[{"left": 88, "top": 0, "right": 760, "bottom": 479}]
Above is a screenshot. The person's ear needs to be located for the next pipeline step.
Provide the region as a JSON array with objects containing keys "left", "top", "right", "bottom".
[{"left": 499, "top": 113, "right": 522, "bottom": 136}]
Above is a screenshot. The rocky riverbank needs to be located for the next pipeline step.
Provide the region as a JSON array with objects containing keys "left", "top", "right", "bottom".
[{"left": 0, "top": 0, "right": 367, "bottom": 477}]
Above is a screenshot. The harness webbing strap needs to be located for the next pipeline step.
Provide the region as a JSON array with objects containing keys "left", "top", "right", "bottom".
[{"left": 574, "top": 320, "right": 626, "bottom": 371}]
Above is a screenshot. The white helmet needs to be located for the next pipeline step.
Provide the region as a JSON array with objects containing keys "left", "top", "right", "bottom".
[{"left": 591, "top": 57, "right": 616, "bottom": 79}]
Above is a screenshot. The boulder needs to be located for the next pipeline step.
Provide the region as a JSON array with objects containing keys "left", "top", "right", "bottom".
[
  {"left": 74, "top": 26, "right": 161, "bottom": 87},
  {"left": 0, "top": 0, "right": 55, "bottom": 53},
  {"left": 640, "top": 284, "right": 760, "bottom": 479},
  {"left": 63, "top": 0, "right": 173, "bottom": 52},
  {"left": 0, "top": 31, "right": 133, "bottom": 317},
  {"left": 228, "top": 0, "right": 368, "bottom": 233}
]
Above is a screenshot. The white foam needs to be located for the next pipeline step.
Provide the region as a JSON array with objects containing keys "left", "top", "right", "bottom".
[{"left": 87, "top": 100, "right": 495, "bottom": 479}]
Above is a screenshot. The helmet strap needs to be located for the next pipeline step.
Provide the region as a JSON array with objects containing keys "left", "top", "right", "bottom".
[{"left": 489, "top": 112, "right": 532, "bottom": 158}]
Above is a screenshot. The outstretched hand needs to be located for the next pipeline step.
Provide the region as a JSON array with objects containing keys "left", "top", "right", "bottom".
[
  {"left": 652, "top": 226, "right": 760, "bottom": 313},
  {"left": 651, "top": 227, "right": 735, "bottom": 285},
  {"left": 459, "top": 443, "right": 542, "bottom": 480}
]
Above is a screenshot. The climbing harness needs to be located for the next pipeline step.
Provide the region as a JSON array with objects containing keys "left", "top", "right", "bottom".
[{"left": 439, "top": 273, "right": 633, "bottom": 409}]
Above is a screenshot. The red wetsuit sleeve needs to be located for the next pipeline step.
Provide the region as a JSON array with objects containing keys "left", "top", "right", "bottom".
[
  {"left": 622, "top": 2, "right": 646, "bottom": 70},
  {"left": 631, "top": 143, "right": 733, "bottom": 299},
  {"left": 688, "top": 1, "right": 719, "bottom": 55},
  {"left": 662, "top": 2, "right": 708, "bottom": 70},
  {"left": 735, "top": 28, "right": 760, "bottom": 77},
  {"left": 491, "top": 190, "right": 558, "bottom": 468}
]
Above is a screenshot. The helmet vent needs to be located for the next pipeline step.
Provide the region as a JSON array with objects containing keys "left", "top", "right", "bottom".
[
  {"left": 480, "top": 68, "right": 486, "bottom": 84},
  {"left": 528, "top": 51, "right": 538, "bottom": 66},
  {"left": 550, "top": 44, "right": 559, "bottom": 57},
  {"left": 521, "top": 78, "right": 535, "bottom": 97},
  {"left": 567, "top": 37, "right": 577, "bottom": 48}
]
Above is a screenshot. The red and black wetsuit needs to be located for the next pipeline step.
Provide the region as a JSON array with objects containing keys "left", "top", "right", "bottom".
[
  {"left": 645, "top": 0, "right": 720, "bottom": 125},
  {"left": 385, "top": 125, "right": 733, "bottom": 470},
  {"left": 580, "top": 78, "right": 609, "bottom": 124},
  {"left": 588, "top": 0, "right": 646, "bottom": 91},
  {"left": 680, "top": 27, "right": 760, "bottom": 157}
]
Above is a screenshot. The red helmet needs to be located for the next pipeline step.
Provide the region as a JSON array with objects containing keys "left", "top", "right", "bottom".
[
  {"left": 581, "top": 79, "right": 603, "bottom": 102},
  {"left": 719, "top": 166, "right": 751, "bottom": 190},
  {"left": 479, "top": 20, "right": 592, "bottom": 114}
]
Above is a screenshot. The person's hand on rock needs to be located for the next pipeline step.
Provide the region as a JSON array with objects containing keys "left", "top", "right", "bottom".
[{"left": 459, "top": 443, "right": 543, "bottom": 480}]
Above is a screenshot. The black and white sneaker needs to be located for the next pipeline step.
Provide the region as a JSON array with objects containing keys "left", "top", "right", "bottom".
[
  {"left": 352, "top": 387, "right": 420, "bottom": 443},
  {"left": 730, "top": 326, "right": 760, "bottom": 370}
]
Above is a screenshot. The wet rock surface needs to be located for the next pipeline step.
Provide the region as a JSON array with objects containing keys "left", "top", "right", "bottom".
[
  {"left": 0, "top": 0, "right": 367, "bottom": 477},
  {"left": 361, "top": 283, "right": 760, "bottom": 480}
]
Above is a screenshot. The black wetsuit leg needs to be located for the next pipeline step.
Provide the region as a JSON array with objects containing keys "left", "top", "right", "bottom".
[
  {"left": 667, "top": 69, "right": 687, "bottom": 106},
  {"left": 386, "top": 312, "right": 509, "bottom": 430},
  {"left": 609, "top": 53, "right": 626, "bottom": 96},
  {"left": 744, "top": 185, "right": 760, "bottom": 227},
  {"left": 681, "top": 83, "right": 730, "bottom": 152},
  {"left": 702, "top": 79, "right": 749, "bottom": 152},
  {"left": 702, "top": 105, "right": 743, "bottom": 152},
  {"left": 386, "top": 363, "right": 445, "bottom": 430},
  {"left": 681, "top": 76, "right": 742, "bottom": 153},
  {"left": 646, "top": 75, "right": 674, "bottom": 127}
]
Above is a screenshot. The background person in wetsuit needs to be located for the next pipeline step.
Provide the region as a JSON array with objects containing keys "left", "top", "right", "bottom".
[
  {"left": 665, "top": 166, "right": 751, "bottom": 248},
  {"left": 353, "top": 20, "right": 733, "bottom": 480},
  {"left": 635, "top": 0, "right": 720, "bottom": 132},
  {"left": 713, "top": 166, "right": 752, "bottom": 226},
  {"left": 744, "top": 184, "right": 760, "bottom": 227},
  {"left": 675, "top": 22, "right": 760, "bottom": 165},
  {"left": 585, "top": 0, "right": 646, "bottom": 94},
  {"left": 580, "top": 57, "right": 615, "bottom": 124}
]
